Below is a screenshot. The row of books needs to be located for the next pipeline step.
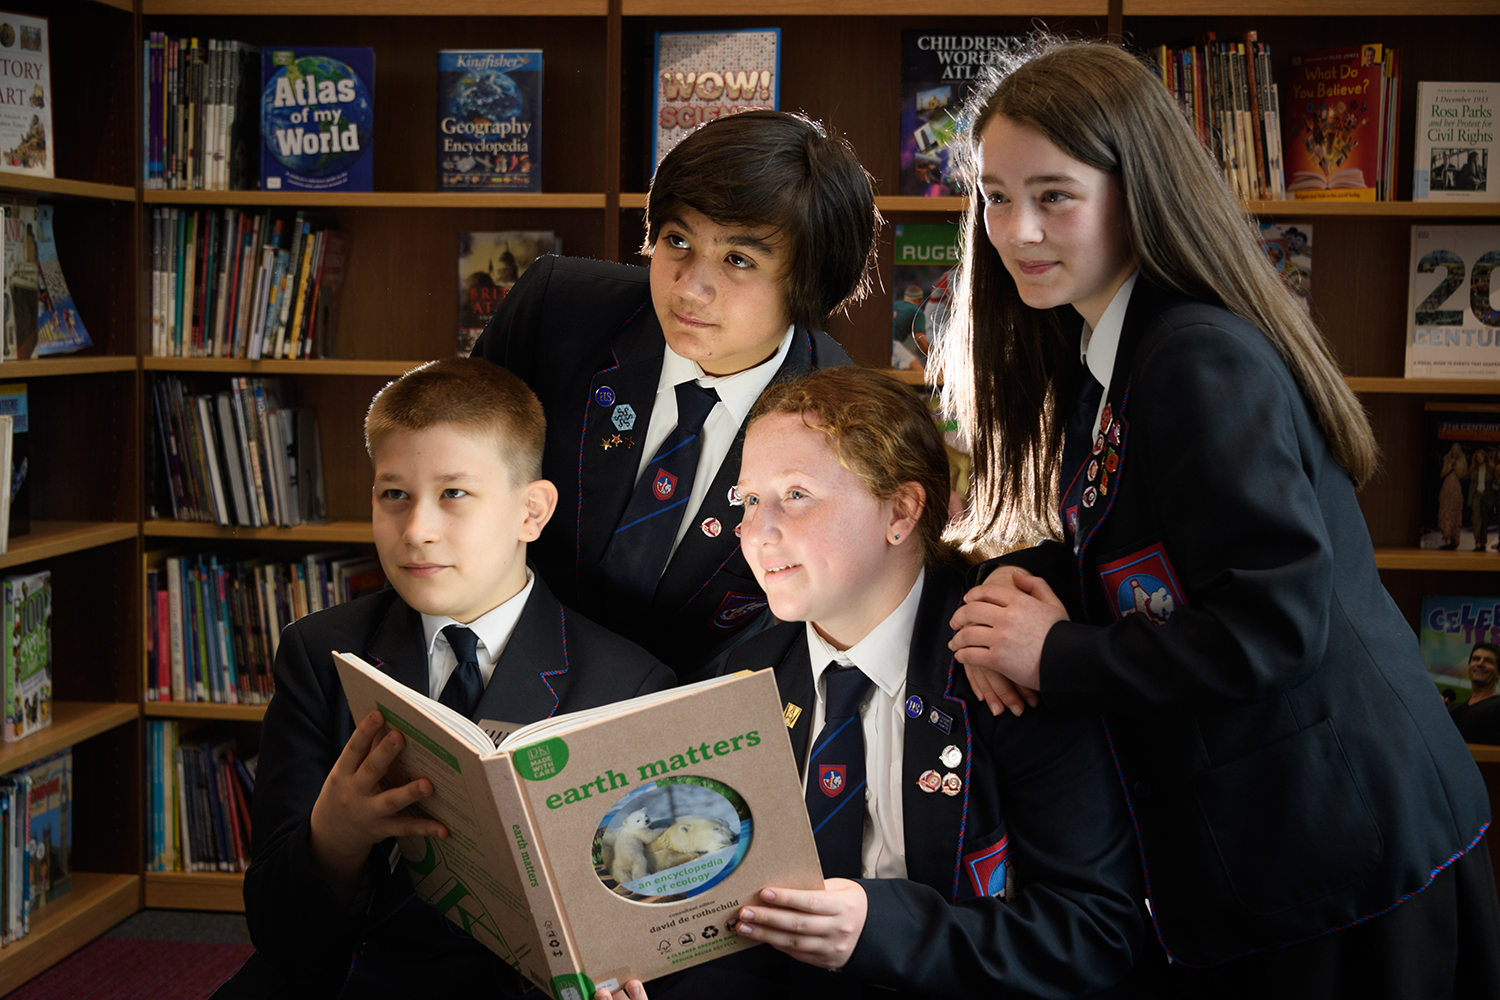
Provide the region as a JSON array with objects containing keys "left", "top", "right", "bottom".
[
  {"left": 0, "top": 750, "right": 71, "bottom": 946},
  {"left": 1149, "top": 33, "right": 1287, "bottom": 202},
  {"left": 2, "top": 201, "right": 91, "bottom": 361},
  {"left": 152, "top": 374, "right": 327, "bottom": 528},
  {"left": 147, "top": 722, "right": 255, "bottom": 873},
  {"left": 150, "top": 206, "right": 351, "bottom": 360},
  {"left": 142, "top": 34, "right": 260, "bottom": 191},
  {"left": 145, "top": 550, "right": 385, "bottom": 705}
]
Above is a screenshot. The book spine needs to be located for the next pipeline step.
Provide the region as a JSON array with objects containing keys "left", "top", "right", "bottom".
[
  {"left": 1, "top": 582, "right": 13, "bottom": 742},
  {"left": 175, "top": 747, "right": 194, "bottom": 871},
  {"left": 166, "top": 557, "right": 187, "bottom": 701}
]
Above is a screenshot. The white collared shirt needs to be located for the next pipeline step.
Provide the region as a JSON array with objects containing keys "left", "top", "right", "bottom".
[
  {"left": 420, "top": 570, "right": 536, "bottom": 700},
  {"left": 635, "top": 325, "right": 796, "bottom": 564},
  {"left": 802, "top": 568, "right": 926, "bottom": 880},
  {"left": 1078, "top": 270, "right": 1140, "bottom": 438}
]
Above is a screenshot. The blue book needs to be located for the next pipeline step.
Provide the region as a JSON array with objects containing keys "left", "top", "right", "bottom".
[
  {"left": 260, "top": 47, "right": 374, "bottom": 192},
  {"left": 33, "top": 207, "right": 91, "bottom": 357},
  {"left": 437, "top": 50, "right": 541, "bottom": 192}
]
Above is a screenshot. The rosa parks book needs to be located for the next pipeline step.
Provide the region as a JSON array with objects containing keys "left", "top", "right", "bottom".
[{"left": 334, "top": 653, "right": 820, "bottom": 1000}]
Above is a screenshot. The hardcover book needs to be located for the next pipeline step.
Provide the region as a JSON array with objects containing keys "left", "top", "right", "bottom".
[
  {"left": 1413, "top": 82, "right": 1496, "bottom": 202},
  {"left": 439, "top": 50, "right": 542, "bottom": 192},
  {"left": 1284, "top": 45, "right": 1387, "bottom": 200},
  {"left": 1, "top": 569, "right": 48, "bottom": 742},
  {"left": 652, "top": 29, "right": 779, "bottom": 174},
  {"left": 458, "top": 231, "right": 557, "bottom": 356},
  {"left": 0, "top": 200, "right": 38, "bottom": 361},
  {"left": 0, "top": 382, "right": 28, "bottom": 537},
  {"left": 898, "top": 31, "right": 1018, "bottom": 197},
  {"left": 22, "top": 748, "right": 68, "bottom": 904},
  {"left": 1420, "top": 594, "right": 1500, "bottom": 703},
  {"left": 0, "top": 12, "right": 50, "bottom": 178},
  {"left": 890, "top": 223, "right": 958, "bottom": 371},
  {"left": 335, "top": 654, "right": 821, "bottom": 1000},
  {"left": 1404, "top": 225, "right": 1500, "bottom": 379},
  {"left": 1257, "top": 221, "right": 1312, "bottom": 313},
  {"left": 1420, "top": 402, "right": 1500, "bottom": 551},
  {"left": 260, "top": 47, "right": 374, "bottom": 192}
]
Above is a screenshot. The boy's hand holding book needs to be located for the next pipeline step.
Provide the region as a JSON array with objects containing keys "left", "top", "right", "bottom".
[{"left": 309, "top": 708, "right": 449, "bottom": 904}]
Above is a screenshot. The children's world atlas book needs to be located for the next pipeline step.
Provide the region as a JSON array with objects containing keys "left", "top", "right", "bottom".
[
  {"left": 334, "top": 654, "right": 821, "bottom": 999},
  {"left": 438, "top": 50, "right": 541, "bottom": 192},
  {"left": 898, "top": 31, "right": 1018, "bottom": 197},
  {"left": 260, "top": 47, "right": 373, "bottom": 192}
]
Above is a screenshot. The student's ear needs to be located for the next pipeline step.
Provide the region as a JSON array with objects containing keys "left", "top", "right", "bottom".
[
  {"left": 889, "top": 482, "right": 925, "bottom": 546},
  {"left": 519, "top": 479, "right": 559, "bottom": 541}
]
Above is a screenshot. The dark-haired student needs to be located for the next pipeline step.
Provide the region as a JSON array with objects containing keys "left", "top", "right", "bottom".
[
  {"left": 472, "top": 109, "right": 880, "bottom": 681},
  {"left": 217, "top": 359, "right": 673, "bottom": 999},
  {"left": 605, "top": 368, "right": 1145, "bottom": 1000}
]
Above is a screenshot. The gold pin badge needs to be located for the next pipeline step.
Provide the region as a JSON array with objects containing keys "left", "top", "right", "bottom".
[{"left": 784, "top": 703, "right": 803, "bottom": 729}]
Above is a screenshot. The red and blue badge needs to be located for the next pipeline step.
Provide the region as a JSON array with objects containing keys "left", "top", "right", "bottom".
[
  {"left": 964, "top": 835, "right": 1014, "bottom": 900},
  {"left": 1097, "top": 542, "right": 1187, "bottom": 624},
  {"left": 713, "top": 591, "right": 767, "bottom": 631},
  {"left": 653, "top": 469, "right": 677, "bottom": 501},
  {"left": 819, "top": 764, "right": 847, "bottom": 797}
]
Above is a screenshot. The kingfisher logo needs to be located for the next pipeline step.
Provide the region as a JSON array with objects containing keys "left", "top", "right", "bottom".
[{"left": 653, "top": 469, "right": 677, "bottom": 500}]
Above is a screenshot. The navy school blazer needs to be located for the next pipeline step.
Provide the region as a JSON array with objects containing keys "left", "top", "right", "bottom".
[
  {"left": 471, "top": 255, "right": 851, "bottom": 679},
  {"left": 244, "top": 576, "right": 674, "bottom": 998},
  {"left": 977, "top": 279, "right": 1491, "bottom": 966}
]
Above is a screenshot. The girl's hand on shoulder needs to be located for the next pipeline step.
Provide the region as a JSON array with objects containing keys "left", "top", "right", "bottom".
[
  {"left": 949, "top": 567, "right": 1066, "bottom": 712},
  {"left": 737, "top": 880, "right": 868, "bottom": 970}
]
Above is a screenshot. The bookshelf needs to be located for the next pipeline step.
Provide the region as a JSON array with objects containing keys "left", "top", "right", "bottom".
[{"left": 0, "top": 0, "right": 1482, "bottom": 992}]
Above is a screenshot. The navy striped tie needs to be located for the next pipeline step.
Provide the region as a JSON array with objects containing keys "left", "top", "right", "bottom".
[{"left": 804, "top": 664, "right": 872, "bottom": 881}]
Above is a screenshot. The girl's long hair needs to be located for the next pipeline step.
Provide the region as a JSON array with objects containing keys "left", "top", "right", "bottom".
[{"left": 935, "top": 37, "right": 1376, "bottom": 551}]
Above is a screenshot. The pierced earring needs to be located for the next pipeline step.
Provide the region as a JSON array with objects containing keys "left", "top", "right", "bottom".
[{"left": 892, "top": 534, "right": 900, "bottom": 542}]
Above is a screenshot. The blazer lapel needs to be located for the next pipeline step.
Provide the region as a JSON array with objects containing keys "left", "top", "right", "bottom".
[
  {"left": 362, "top": 596, "right": 428, "bottom": 697},
  {"left": 900, "top": 572, "right": 972, "bottom": 900},
  {"left": 472, "top": 574, "right": 574, "bottom": 726},
  {"left": 576, "top": 304, "right": 666, "bottom": 591},
  {"left": 770, "top": 635, "right": 816, "bottom": 775}
]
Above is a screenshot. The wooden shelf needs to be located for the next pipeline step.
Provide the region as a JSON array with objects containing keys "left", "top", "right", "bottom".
[
  {"left": 1247, "top": 200, "right": 1500, "bottom": 218},
  {"left": 143, "top": 190, "right": 605, "bottom": 210},
  {"left": 146, "top": 0, "right": 606, "bottom": 12},
  {"left": 143, "top": 871, "right": 245, "bottom": 912},
  {"left": 0, "top": 702, "right": 139, "bottom": 776},
  {"left": 0, "top": 356, "right": 137, "bottom": 378},
  {"left": 1125, "top": 0, "right": 1495, "bottom": 13},
  {"left": 0, "top": 873, "right": 141, "bottom": 996},
  {"left": 624, "top": 0, "right": 1106, "bottom": 12},
  {"left": 0, "top": 522, "right": 138, "bottom": 571},
  {"left": 144, "top": 518, "right": 375, "bottom": 543},
  {"left": 1470, "top": 744, "right": 1500, "bottom": 764},
  {"left": 0, "top": 174, "right": 135, "bottom": 204},
  {"left": 1374, "top": 549, "right": 1500, "bottom": 572},
  {"left": 1349, "top": 378, "right": 1500, "bottom": 395},
  {"left": 144, "top": 701, "right": 267, "bottom": 722},
  {"left": 144, "top": 357, "right": 428, "bottom": 377}
]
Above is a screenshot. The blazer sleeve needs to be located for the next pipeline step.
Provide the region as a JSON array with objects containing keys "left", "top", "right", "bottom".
[
  {"left": 1042, "top": 318, "right": 1337, "bottom": 705},
  {"left": 470, "top": 253, "right": 557, "bottom": 382},
  {"left": 845, "top": 710, "right": 1144, "bottom": 998},
  {"left": 243, "top": 621, "right": 404, "bottom": 985}
]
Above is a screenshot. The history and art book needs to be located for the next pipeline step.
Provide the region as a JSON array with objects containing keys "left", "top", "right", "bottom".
[
  {"left": 1420, "top": 402, "right": 1500, "bottom": 551},
  {"left": 1404, "top": 225, "right": 1500, "bottom": 379},
  {"left": 0, "top": 12, "right": 50, "bottom": 178},
  {"left": 260, "top": 46, "right": 374, "bottom": 192},
  {"left": 439, "top": 50, "right": 541, "bottom": 192},
  {"left": 335, "top": 654, "right": 821, "bottom": 1000},
  {"left": 1257, "top": 221, "right": 1312, "bottom": 313},
  {"left": 1, "top": 569, "right": 48, "bottom": 743},
  {"left": 1414, "top": 82, "right": 1497, "bottom": 203},
  {"left": 652, "top": 29, "right": 779, "bottom": 175},
  {"left": 898, "top": 31, "right": 1018, "bottom": 197},
  {"left": 457, "top": 231, "right": 557, "bottom": 356},
  {"left": 890, "top": 223, "right": 958, "bottom": 371},
  {"left": 1284, "top": 45, "right": 1389, "bottom": 200}
]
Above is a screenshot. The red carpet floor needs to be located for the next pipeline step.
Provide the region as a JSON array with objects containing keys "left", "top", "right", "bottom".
[{"left": 2, "top": 936, "right": 252, "bottom": 1000}]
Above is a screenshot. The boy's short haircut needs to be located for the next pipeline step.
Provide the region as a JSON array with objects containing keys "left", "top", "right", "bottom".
[
  {"left": 645, "top": 109, "right": 880, "bottom": 332},
  {"left": 365, "top": 357, "right": 545, "bottom": 483},
  {"left": 750, "top": 367, "right": 954, "bottom": 565}
]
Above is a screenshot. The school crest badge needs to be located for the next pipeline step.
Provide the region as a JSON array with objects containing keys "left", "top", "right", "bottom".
[
  {"left": 1097, "top": 542, "right": 1187, "bottom": 624},
  {"left": 819, "top": 764, "right": 847, "bottom": 797},
  {"left": 653, "top": 469, "right": 677, "bottom": 500}
]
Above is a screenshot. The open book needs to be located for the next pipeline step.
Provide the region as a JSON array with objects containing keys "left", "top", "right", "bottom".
[{"left": 333, "top": 652, "right": 822, "bottom": 1000}]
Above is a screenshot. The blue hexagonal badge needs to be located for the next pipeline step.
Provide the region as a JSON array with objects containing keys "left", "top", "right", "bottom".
[{"left": 612, "top": 404, "right": 637, "bottom": 431}]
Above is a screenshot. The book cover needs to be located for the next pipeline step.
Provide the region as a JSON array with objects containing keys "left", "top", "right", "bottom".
[
  {"left": 1, "top": 200, "right": 38, "bottom": 361},
  {"left": 1414, "top": 82, "right": 1496, "bottom": 203},
  {"left": 0, "top": 13, "right": 51, "bottom": 178},
  {"left": 1420, "top": 594, "right": 1500, "bottom": 703},
  {"left": 1420, "top": 402, "right": 1500, "bottom": 550},
  {"left": 652, "top": 30, "right": 779, "bottom": 175},
  {"left": 890, "top": 223, "right": 958, "bottom": 371},
  {"left": 260, "top": 47, "right": 374, "bottom": 192},
  {"left": 1284, "top": 45, "right": 1385, "bottom": 200},
  {"left": 458, "top": 231, "right": 557, "bottom": 356},
  {"left": 1256, "top": 221, "right": 1312, "bottom": 313},
  {"left": 438, "top": 50, "right": 542, "bottom": 193},
  {"left": 0, "top": 383, "right": 27, "bottom": 538},
  {"left": 32, "top": 205, "right": 89, "bottom": 356},
  {"left": 898, "top": 31, "right": 1018, "bottom": 197},
  {"left": 1404, "top": 225, "right": 1500, "bottom": 379},
  {"left": 22, "top": 749, "right": 68, "bottom": 904},
  {"left": 334, "top": 653, "right": 821, "bottom": 999},
  {"left": 1, "top": 569, "right": 48, "bottom": 742}
]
